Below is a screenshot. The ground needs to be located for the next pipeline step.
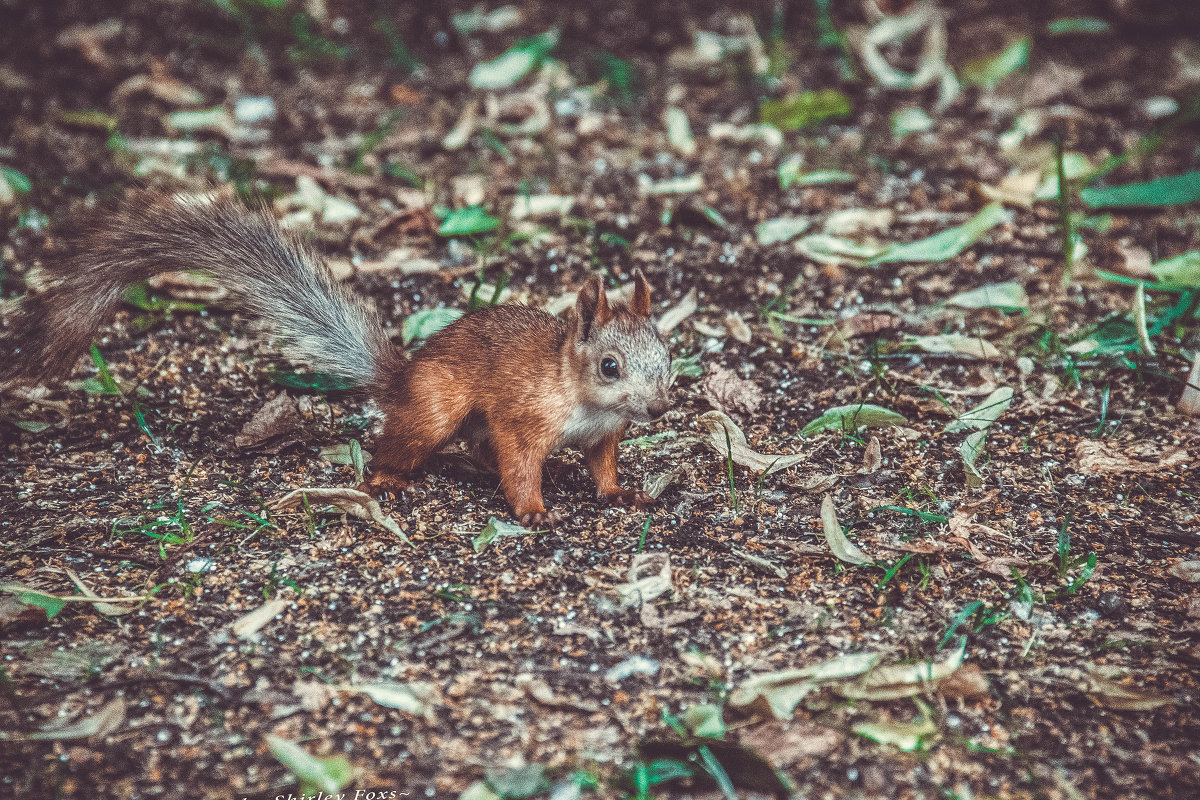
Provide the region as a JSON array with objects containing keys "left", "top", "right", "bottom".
[{"left": 1, "top": 1, "right": 1199, "bottom": 798}]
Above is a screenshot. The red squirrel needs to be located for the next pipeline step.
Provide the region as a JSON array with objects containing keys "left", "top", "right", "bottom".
[{"left": 0, "top": 191, "right": 672, "bottom": 525}]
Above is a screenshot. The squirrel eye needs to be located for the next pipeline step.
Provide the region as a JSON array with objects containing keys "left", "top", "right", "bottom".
[{"left": 600, "top": 357, "right": 620, "bottom": 378}]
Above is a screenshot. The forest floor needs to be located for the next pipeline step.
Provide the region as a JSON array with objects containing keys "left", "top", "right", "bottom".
[{"left": 1, "top": 1, "right": 1199, "bottom": 798}]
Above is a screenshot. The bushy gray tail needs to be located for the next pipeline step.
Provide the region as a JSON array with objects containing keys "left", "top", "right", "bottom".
[{"left": 0, "top": 190, "right": 396, "bottom": 387}]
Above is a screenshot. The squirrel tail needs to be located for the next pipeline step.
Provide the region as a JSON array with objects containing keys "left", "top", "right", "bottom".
[{"left": 0, "top": 190, "right": 398, "bottom": 387}]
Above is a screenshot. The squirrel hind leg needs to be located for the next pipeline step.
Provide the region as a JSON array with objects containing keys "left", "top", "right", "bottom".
[{"left": 369, "top": 394, "right": 472, "bottom": 496}]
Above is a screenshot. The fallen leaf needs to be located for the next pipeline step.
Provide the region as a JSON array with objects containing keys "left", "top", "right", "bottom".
[
  {"left": 702, "top": 365, "right": 763, "bottom": 416},
  {"left": 697, "top": 411, "right": 804, "bottom": 475},
  {"left": 937, "top": 663, "right": 991, "bottom": 701},
  {"left": 656, "top": 287, "right": 698, "bottom": 334},
  {"left": 614, "top": 552, "right": 673, "bottom": 607},
  {"left": 638, "top": 174, "right": 704, "bottom": 196},
  {"left": 515, "top": 674, "right": 600, "bottom": 713},
  {"left": 904, "top": 333, "right": 1001, "bottom": 361},
  {"left": 509, "top": 194, "right": 574, "bottom": 219},
  {"left": 231, "top": 598, "right": 289, "bottom": 639},
  {"left": 946, "top": 282, "right": 1029, "bottom": 312},
  {"left": 234, "top": 393, "right": 301, "bottom": 450},
  {"left": 728, "top": 652, "right": 881, "bottom": 719},
  {"left": 857, "top": 437, "right": 883, "bottom": 475},
  {"left": 342, "top": 681, "right": 439, "bottom": 723},
  {"left": 1072, "top": 441, "right": 1190, "bottom": 475},
  {"left": 23, "top": 698, "right": 126, "bottom": 742},
  {"left": 945, "top": 387, "right": 1013, "bottom": 433},
  {"left": 265, "top": 735, "right": 354, "bottom": 795},
  {"left": 1168, "top": 561, "right": 1200, "bottom": 583},
  {"left": 269, "top": 488, "right": 413, "bottom": 546},
  {"left": 801, "top": 403, "right": 908, "bottom": 436},
  {"left": 1085, "top": 669, "right": 1176, "bottom": 711},
  {"left": 839, "top": 641, "right": 966, "bottom": 701},
  {"left": 820, "top": 494, "right": 873, "bottom": 566},
  {"left": 755, "top": 215, "right": 811, "bottom": 246}
]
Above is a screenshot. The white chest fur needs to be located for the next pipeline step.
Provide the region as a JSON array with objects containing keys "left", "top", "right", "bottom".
[{"left": 557, "top": 404, "right": 628, "bottom": 450}]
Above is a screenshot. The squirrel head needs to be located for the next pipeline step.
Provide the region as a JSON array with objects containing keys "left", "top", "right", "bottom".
[{"left": 569, "top": 270, "right": 672, "bottom": 424}]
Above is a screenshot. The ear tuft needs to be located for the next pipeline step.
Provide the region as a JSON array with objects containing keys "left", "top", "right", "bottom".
[
  {"left": 574, "top": 275, "right": 612, "bottom": 341},
  {"left": 630, "top": 269, "right": 652, "bottom": 317}
]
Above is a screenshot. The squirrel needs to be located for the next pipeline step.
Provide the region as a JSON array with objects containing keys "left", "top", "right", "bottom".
[{"left": 0, "top": 190, "right": 673, "bottom": 526}]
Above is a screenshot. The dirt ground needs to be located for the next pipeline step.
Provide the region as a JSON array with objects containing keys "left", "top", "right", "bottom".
[{"left": 1, "top": 1, "right": 1199, "bottom": 798}]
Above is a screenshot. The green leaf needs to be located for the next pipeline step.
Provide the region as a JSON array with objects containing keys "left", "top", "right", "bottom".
[
  {"left": 940, "top": 601, "right": 983, "bottom": 648},
  {"left": 1047, "top": 17, "right": 1110, "bottom": 34},
  {"left": 683, "top": 704, "right": 726, "bottom": 739},
  {"left": 959, "top": 430, "right": 987, "bottom": 488},
  {"left": 468, "top": 517, "right": 536, "bottom": 554},
  {"left": 401, "top": 307, "right": 463, "bottom": 346},
  {"left": 1081, "top": 170, "right": 1200, "bottom": 208},
  {"left": 485, "top": 763, "right": 547, "bottom": 798},
  {"left": 778, "top": 155, "right": 855, "bottom": 189},
  {"left": 14, "top": 420, "right": 51, "bottom": 433},
  {"left": 820, "top": 494, "right": 873, "bottom": 566},
  {"left": 945, "top": 281, "right": 1029, "bottom": 312},
  {"left": 700, "top": 205, "right": 728, "bottom": 228},
  {"left": 853, "top": 704, "right": 937, "bottom": 751},
  {"left": 268, "top": 369, "right": 357, "bottom": 391},
  {"left": 945, "top": 387, "right": 1013, "bottom": 433},
  {"left": 670, "top": 353, "right": 703, "bottom": 379},
  {"left": 801, "top": 404, "right": 908, "bottom": 436},
  {"left": 755, "top": 215, "right": 811, "bottom": 246},
  {"left": 891, "top": 107, "right": 933, "bottom": 140},
  {"left": 961, "top": 38, "right": 1030, "bottom": 90},
  {"left": 88, "top": 345, "right": 123, "bottom": 396},
  {"left": 15, "top": 589, "right": 68, "bottom": 619},
  {"left": 1149, "top": 250, "right": 1200, "bottom": 289},
  {"left": 760, "top": 89, "right": 852, "bottom": 131},
  {"left": 0, "top": 165, "right": 31, "bottom": 194},
  {"left": 468, "top": 30, "right": 558, "bottom": 90},
  {"left": 873, "top": 203, "right": 1007, "bottom": 264},
  {"left": 904, "top": 333, "right": 1000, "bottom": 361},
  {"left": 438, "top": 205, "right": 500, "bottom": 236},
  {"left": 57, "top": 109, "right": 118, "bottom": 131},
  {"left": 646, "top": 759, "right": 693, "bottom": 785},
  {"left": 265, "top": 735, "right": 354, "bottom": 795}
]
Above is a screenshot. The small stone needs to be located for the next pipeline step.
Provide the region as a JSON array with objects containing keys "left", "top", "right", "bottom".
[{"left": 1097, "top": 590, "right": 1127, "bottom": 619}]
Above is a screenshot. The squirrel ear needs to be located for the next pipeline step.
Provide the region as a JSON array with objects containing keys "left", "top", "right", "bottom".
[
  {"left": 574, "top": 276, "right": 612, "bottom": 341},
  {"left": 630, "top": 269, "right": 652, "bottom": 317}
]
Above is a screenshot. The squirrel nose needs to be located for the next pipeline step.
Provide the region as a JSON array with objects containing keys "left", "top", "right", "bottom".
[{"left": 647, "top": 400, "right": 670, "bottom": 420}]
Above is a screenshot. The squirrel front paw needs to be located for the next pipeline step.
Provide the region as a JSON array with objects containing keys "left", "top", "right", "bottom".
[
  {"left": 517, "top": 509, "right": 562, "bottom": 528},
  {"left": 363, "top": 471, "right": 409, "bottom": 499},
  {"left": 601, "top": 489, "right": 656, "bottom": 510}
]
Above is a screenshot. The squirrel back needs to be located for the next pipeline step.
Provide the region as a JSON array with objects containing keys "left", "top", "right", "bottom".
[{"left": 0, "top": 190, "right": 397, "bottom": 387}]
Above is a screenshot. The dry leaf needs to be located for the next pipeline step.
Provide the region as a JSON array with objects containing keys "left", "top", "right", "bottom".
[
  {"left": 231, "top": 598, "right": 288, "bottom": 639},
  {"left": 1072, "top": 441, "right": 1190, "bottom": 475},
  {"left": 1168, "top": 561, "right": 1200, "bottom": 583},
  {"left": 657, "top": 287, "right": 698, "bottom": 334},
  {"left": 269, "top": 488, "right": 413, "bottom": 546},
  {"left": 614, "top": 552, "right": 673, "bottom": 607},
  {"left": 938, "top": 663, "right": 991, "bottom": 701},
  {"left": 697, "top": 411, "right": 805, "bottom": 475},
  {"left": 820, "top": 494, "right": 872, "bottom": 566},
  {"left": 738, "top": 723, "right": 843, "bottom": 767},
  {"left": 857, "top": 436, "right": 883, "bottom": 474},
  {"left": 702, "top": 365, "right": 764, "bottom": 416},
  {"left": 234, "top": 393, "right": 301, "bottom": 450},
  {"left": 1086, "top": 669, "right": 1175, "bottom": 711},
  {"left": 515, "top": 674, "right": 600, "bottom": 712},
  {"left": 24, "top": 698, "right": 126, "bottom": 742},
  {"left": 724, "top": 311, "right": 752, "bottom": 343}
]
